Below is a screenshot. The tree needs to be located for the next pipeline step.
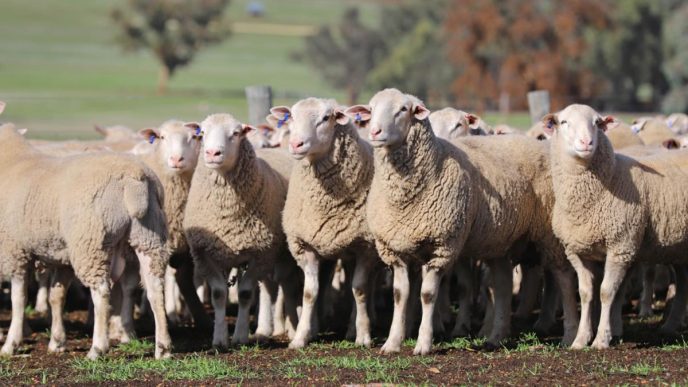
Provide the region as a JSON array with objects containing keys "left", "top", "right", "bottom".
[
  {"left": 368, "top": 0, "right": 455, "bottom": 106},
  {"left": 296, "top": 8, "right": 385, "bottom": 105},
  {"left": 661, "top": 2, "right": 688, "bottom": 113},
  {"left": 444, "top": 0, "right": 611, "bottom": 111},
  {"left": 111, "top": 0, "right": 232, "bottom": 94}
]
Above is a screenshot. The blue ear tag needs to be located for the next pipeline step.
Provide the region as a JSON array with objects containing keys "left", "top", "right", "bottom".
[
  {"left": 355, "top": 113, "right": 362, "bottom": 123},
  {"left": 547, "top": 121, "right": 553, "bottom": 129},
  {"left": 149, "top": 135, "right": 156, "bottom": 144},
  {"left": 277, "top": 112, "right": 290, "bottom": 128},
  {"left": 195, "top": 126, "right": 201, "bottom": 136}
]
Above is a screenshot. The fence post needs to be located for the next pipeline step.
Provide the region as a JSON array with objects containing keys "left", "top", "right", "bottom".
[
  {"left": 245, "top": 85, "right": 273, "bottom": 126},
  {"left": 527, "top": 90, "right": 550, "bottom": 124}
]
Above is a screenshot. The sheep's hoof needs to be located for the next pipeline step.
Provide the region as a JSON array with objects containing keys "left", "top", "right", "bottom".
[
  {"left": 379, "top": 340, "right": 401, "bottom": 354},
  {"left": 0, "top": 345, "right": 15, "bottom": 356},
  {"left": 355, "top": 335, "right": 372, "bottom": 348},
  {"left": 86, "top": 347, "right": 103, "bottom": 360},
  {"left": 155, "top": 343, "right": 172, "bottom": 359},
  {"left": 231, "top": 336, "right": 250, "bottom": 346},
  {"left": 591, "top": 340, "right": 609, "bottom": 350},
  {"left": 253, "top": 333, "right": 270, "bottom": 344},
  {"left": 48, "top": 340, "right": 66, "bottom": 353},
  {"left": 561, "top": 331, "right": 577, "bottom": 347},
  {"left": 413, "top": 341, "right": 432, "bottom": 356},
  {"left": 288, "top": 337, "right": 307, "bottom": 349}
]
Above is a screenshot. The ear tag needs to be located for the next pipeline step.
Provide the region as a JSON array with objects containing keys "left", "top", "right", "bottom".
[
  {"left": 277, "top": 112, "right": 290, "bottom": 128},
  {"left": 355, "top": 113, "right": 362, "bottom": 123},
  {"left": 547, "top": 121, "right": 554, "bottom": 129},
  {"left": 149, "top": 135, "right": 156, "bottom": 144},
  {"left": 195, "top": 126, "right": 202, "bottom": 136}
]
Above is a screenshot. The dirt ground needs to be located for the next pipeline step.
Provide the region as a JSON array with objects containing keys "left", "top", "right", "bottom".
[{"left": 2, "top": 306, "right": 688, "bottom": 386}]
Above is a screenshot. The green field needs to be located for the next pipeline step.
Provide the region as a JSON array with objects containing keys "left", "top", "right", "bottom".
[{"left": 0, "top": 0, "right": 638, "bottom": 140}]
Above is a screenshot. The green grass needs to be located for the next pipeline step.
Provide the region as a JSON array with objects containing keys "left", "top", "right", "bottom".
[
  {"left": 71, "top": 354, "right": 256, "bottom": 382},
  {"left": 280, "top": 354, "right": 414, "bottom": 383},
  {"left": 115, "top": 339, "right": 155, "bottom": 357},
  {"left": 608, "top": 359, "right": 665, "bottom": 377}
]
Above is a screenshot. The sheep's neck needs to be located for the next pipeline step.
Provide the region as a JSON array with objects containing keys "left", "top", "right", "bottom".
[
  {"left": 213, "top": 139, "right": 262, "bottom": 200},
  {"left": 375, "top": 121, "right": 442, "bottom": 205},
  {"left": 0, "top": 129, "right": 39, "bottom": 164},
  {"left": 551, "top": 131, "right": 616, "bottom": 221},
  {"left": 307, "top": 123, "right": 373, "bottom": 197}
]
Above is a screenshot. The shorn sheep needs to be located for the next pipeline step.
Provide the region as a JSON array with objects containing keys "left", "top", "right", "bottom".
[
  {"left": 0, "top": 121, "right": 171, "bottom": 359},
  {"left": 183, "top": 113, "right": 295, "bottom": 348},
  {"left": 544, "top": 104, "right": 688, "bottom": 350},
  {"left": 346, "top": 88, "right": 577, "bottom": 355},
  {"left": 272, "top": 98, "right": 380, "bottom": 348}
]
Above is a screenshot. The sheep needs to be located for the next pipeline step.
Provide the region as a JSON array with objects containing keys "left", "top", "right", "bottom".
[
  {"left": 526, "top": 123, "right": 549, "bottom": 140},
  {"left": 94, "top": 124, "right": 139, "bottom": 143},
  {"left": 183, "top": 113, "right": 295, "bottom": 348},
  {"left": 666, "top": 113, "right": 688, "bottom": 135},
  {"left": 428, "top": 108, "right": 488, "bottom": 140},
  {"left": 605, "top": 119, "right": 645, "bottom": 150},
  {"left": 273, "top": 98, "right": 381, "bottom": 348},
  {"left": 491, "top": 124, "right": 519, "bottom": 135},
  {"left": 0, "top": 123, "right": 171, "bottom": 359},
  {"left": 109, "top": 119, "right": 209, "bottom": 342},
  {"left": 631, "top": 117, "right": 676, "bottom": 147},
  {"left": 346, "top": 88, "right": 578, "bottom": 355},
  {"left": 543, "top": 103, "right": 688, "bottom": 350}
]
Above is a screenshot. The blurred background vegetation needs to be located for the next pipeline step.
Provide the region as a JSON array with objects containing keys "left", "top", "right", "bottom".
[{"left": 0, "top": 0, "right": 685, "bottom": 139}]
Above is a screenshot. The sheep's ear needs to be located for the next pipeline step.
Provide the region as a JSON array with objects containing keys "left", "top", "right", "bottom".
[
  {"left": 265, "top": 114, "right": 280, "bottom": 129},
  {"left": 241, "top": 124, "right": 256, "bottom": 135},
  {"left": 596, "top": 115, "right": 615, "bottom": 132},
  {"left": 270, "top": 106, "right": 292, "bottom": 128},
  {"left": 663, "top": 139, "right": 679, "bottom": 149},
  {"left": 139, "top": 128, "right": 160, "bottom": 144},
  {"left": 412, "top": 103, "right": 430, "bottom": 120},
  {"left": 631, "top": 119, "right": 647, "bottom": 134},
  {"left": 0, "top": 101, "right": 5, "bottom": 115},
  {"left": 184, "top": 122, "right": 203, "bottom": 137},
  {"left": 465, "top": 113, "right": 480, "bottom": 129},
  {"left": 94, "top": 124, "right": 107, "bottom": 136},
  {"left": 345, "top": 104, "right": 371, "bottom": 123},
  {"left": 334, "top": 107, "right": 350, "bottom": 126},
  {"left": 542, "top": 113, "right": 558, "bottom": 136},
  {"left": 17, "top": 128, "right": 28, "bottom": 136},
  {"left": 257, "top": 124, "right": 274, "bottom": 134}
]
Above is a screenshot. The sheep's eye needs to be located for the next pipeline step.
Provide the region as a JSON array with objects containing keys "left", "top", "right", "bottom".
[
  {"left": 160, "top": 136, "right": 165, "bottom": 140},
  {"left": 400, "top": 106, "right": 408, "bottom": 112},
  {"left": 454, "top": 123, "right": 463, "bottom": 129},
  {"left": 560, "top": 120, "right": 567, "bottom": 125},
  {"left": 322, "top": 115, "right": 330, "bottom": 123}
]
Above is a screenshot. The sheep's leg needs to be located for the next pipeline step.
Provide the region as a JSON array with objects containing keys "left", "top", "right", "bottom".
[
  {"left": 659, "top": 264, "right": 688, "bottom": 335},
  {"left": 591, "top": 258, "right": 631, "bottom": 350},
  {"left": 228, "top": 268, "right": 239, "bottom": 305},
  {"left": 233, "top": 263, "right": 258, "bottom": 345},
  {"left": 274, "top": 257, "right": 300, "bottom": 340},
  {"left": 352, "top": 255, "right": 374, "bottom": 347},
  {"left": 48, "top": 267, "right": 74, "bottom": 353},
  {"left": 119, "top": 261, "right": 140, "bottom": 344},
  {"left": 194, "top": 271, "right": 207, "bottom": 304},
  {"left": 273, "top": 285, "right": 286, "bottom": 336},
  {"left": 551, "top": 266, "right": 579, "bottom": 346},
  {"left": 568, "top": 255, "right": 597, "bottom": 349},
  {"left": 35, "top": 269, "right": 51, "bottom": 315},
  {"left": 533, "top": 269, "right": 558, "bottom": 334},
  {"left": 164, "top": 266, "right": 180, "bottom": 326},
  {"left": 109, "top": 281, "right": 125, "bottom": 342},
  {"left": 486, "top": 257, "right": 512, "bottom": 346},
  {"left": 207, "top": 267, "right": 229, "bottom": 349},
  {"left": 290, "top": 249, "right": 319, "bottom": 349},
  {"left": 137, "top": 251, "right": 172, "bottom": 359},
  {"left": 1, "top": 273, "right": 28, "bottom": 355},
  {"left": 514, "top": 264, "right": 542, "bottom": 321},
  {"left": 433, "top": 276, "right": 450, "bottom": 338},
  {"left": 173, "top": 257, "right": 211, "bottom": 330},
  {"left": 88, "top": 281, "right": 111, "bottom": 359},
  {"left": 405, "top": 268, "right": 421, "bottom": 338},
  {"left": 254, "top": 278, "right": 277, "bottom": 340},
  {"left": 452, "top": 259, "right": 474, "bottom": 337},
  {"left": 380, "top": 262, "right": 409, "bottom": 354},
  {"left": 414, "top": 265, "right": 444, "bottom": 355},
  {"left": 639, "top": 264, "right": 655, "bottom": 317},
  {"left": 611, "top": 277, "right": 627, "bottom": 338}
]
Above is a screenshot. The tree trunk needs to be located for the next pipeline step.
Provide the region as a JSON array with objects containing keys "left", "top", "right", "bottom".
[
  {"left": 157, "top": 66, "right": 170, "bottom": 95},
  {"left": 347, "top": 85, "right": 359, "bottom": 106}
]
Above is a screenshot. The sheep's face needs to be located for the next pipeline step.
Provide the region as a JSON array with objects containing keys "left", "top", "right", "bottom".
[
  {"left": 140, "top": 120, "right": 201, "bottom": 174},
  {"left": 272, "top": 99, "right": 349, "bottom": 162},
  {"left": 198, "top": 113, "right": 252, "bottom": 172},
  {"left": 429, "top": 108, "right": 480, "bottom": 140},
  {"left": 543, "top": 104, "right": 612, "bottom": 161},
  {"left": 95, "top": 125, "right": 136, "bottom": 142},
  {"left": 348, "top": 88, "right": 429, "bottom": 148},
  {"left": 246, "top": 125, "right": 277, "bottom": 149}
]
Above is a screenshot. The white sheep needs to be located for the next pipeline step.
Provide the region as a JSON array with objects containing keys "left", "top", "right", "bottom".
[
  {"left": 346, "top": 89, "right": 577, "bottom": 355},
  {"left": 272, "top": 98, "right": 381, "bottom": 348},
  {"left": 428, "top": 108, "right": 487, "bottom": 140},
  {"left": 183, "top": 113, "right": 295, "bottom": 348},
  {"left": 0, "top": 123, "right": 171, "bottom": 359},
  {"left": 544, "top": 104, "right": 688, "bottom": 349}
]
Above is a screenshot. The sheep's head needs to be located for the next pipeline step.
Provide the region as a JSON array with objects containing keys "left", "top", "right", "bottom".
[
  {"left": 345, "top": 88, "right": 429, "bottom": 148},
  {"left": 95, "top": 124, "right": 137, "bottom": 142},
  {"left": 271, "top": 98, "right": 348, "bottom": 163},
  {"left": 428, "top": 108, "right": 482, "bottom": 140},
  {"left": 139, "top": 120, "right": 202, "bottom": 174},
  {"left": 196, "top": 113, "right": 254, "bottom": 172},
  {"left": 543, "top": 104, "right": 613, "bottom": 161}
]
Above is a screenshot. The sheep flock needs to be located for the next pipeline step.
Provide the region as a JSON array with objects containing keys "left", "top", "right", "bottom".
[{"left": 1, "top": 93, "right": 688, "bottom": 361}]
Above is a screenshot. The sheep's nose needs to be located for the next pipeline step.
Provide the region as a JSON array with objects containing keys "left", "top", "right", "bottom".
[
  {"left": 170, "top": 156, "right": 184, "bottom": 163},
  {"left": 205, "top": 149, "right": 222, "bottom": 157},
  {"left": 290, "top": 139, "right": 304, "bottom": 150},
  {"left": 370, "top": 127, "right": 382, "bottom": 138},
  {"left": 578, "top": 138, "right": 593, "bottom": 146}
]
